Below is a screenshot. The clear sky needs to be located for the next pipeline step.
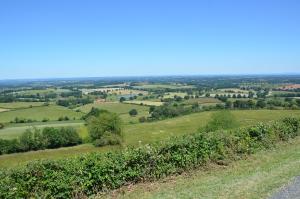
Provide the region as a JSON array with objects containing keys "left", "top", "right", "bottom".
[{"left": 0, "top": 0, "right": 300, "bottom": 79}]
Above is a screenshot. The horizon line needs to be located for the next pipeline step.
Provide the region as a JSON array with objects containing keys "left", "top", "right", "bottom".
[{"left": 1, "top": 73, "right": 300, "bottom": 82}]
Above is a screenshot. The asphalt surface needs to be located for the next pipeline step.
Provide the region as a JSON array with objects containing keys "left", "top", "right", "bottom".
[{"left": 270, "top": 176, "right": 300, "bottom": 199}]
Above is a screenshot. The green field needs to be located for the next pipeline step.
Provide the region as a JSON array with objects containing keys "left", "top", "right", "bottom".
[
  {"left": 1, "top": 109, "right": 300, "bottom": 168},
  {"left": 0, "top": 102, "right": 45, "bottom": 109},
  {"left": 0, "top": 121, "right": 84, "bottom": 139},
  {"left": 124, "top": 110, "right": 300, "bottom": 145},
  {"left": 0, "top": 144, "right": 121, "bottom": 168},
  {"left": 16, "top": 88, "right": 69, "bottom": 95},
  {"left": 163, "top": 92, "right": 187, "bottom": 99},
  {"left": 78, "top": 102, "right": 150, "bottom": 124},
  {"left": 109, "top": 136, "right": 300, "bottom": 199},
  {"left": 0, "top": 105, "right": 83, "bottom": 123}
]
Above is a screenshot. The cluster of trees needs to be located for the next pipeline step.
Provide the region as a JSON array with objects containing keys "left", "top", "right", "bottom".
[
  {"left": 0, "top": 127, "right": 82, "bottom": 155},
  {"left": 0, "top": 93, "right": 58, "bottom": 103},
  {"left": 56, "top": 97, "right": 93, "bottom": 108},
  {"left": 90, "top": 91, "right": 108, "bottom": 99},
  {"left": 58, "top": 116, "right": 70, "bottom": 121},
  {"left": 11, "top": 117, "right": 37, "bottom": 124},
  {"left": 273, "top": 93, "right": 300, "bottom": 98},
  {"left": 148, "top": 103, "right": 199, "bottom": 121},
  {"left": 10, "top": 117, "right": 49, "bottom": 123},
  {"left": 119, "top": 95, "right": 138, "bottom": 102},
  {"left": 60, "top": 91, "right": 82, "bottom": 98}
]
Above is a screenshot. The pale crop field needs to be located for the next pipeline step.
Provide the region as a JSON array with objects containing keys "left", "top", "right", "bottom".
[
  {"left": 123, "top": 100, "right": 163, "bottom": 106},
  {"left": 0, "top": 108, "right": 9, "bottom": 113}
]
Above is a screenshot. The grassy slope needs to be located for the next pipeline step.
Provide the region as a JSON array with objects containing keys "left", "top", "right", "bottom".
[
  {"left": 105, "top": 137, "right": 300, "bottom": 199},
  {"left": 0, "top": 105, "right": 83, "bottom": 123},
  {"left": 124, "top": 110, "right": 300, "bottom": 145},
  {"left": 0, "top": 102, "right": 45, "bottom": 109},
  {"left": 1, "top": 110, "right": 300, "bottom": 168},
  {"left": 0, "top": 144, "right": 121, "bottom": 168}
]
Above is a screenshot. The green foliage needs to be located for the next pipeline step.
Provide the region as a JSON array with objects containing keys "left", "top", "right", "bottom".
[
  {"left": 129, "top": 109, "right": 138, "bottom": 116},
  {"left": 82, "top": 107, "right": 109, "bottom": 120},
  {"left": 0, "top": 117, "right": 299, "bottom": 198},
  {"left": 201, "top": 111, "right": 238, "bottom": 132},
  {"left": 139, "top": 116, "right": 147, "bottom": 123},
  {"left": 0, "top": 123, "right": 4, "bottom": 129},
  {"left": 87, "top": 111, "right": 123, "bottom": 146},
  {"left": 119, "top": 97, "right": 126, "bottom": 102}
]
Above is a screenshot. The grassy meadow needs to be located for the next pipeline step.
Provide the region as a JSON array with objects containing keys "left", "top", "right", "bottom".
[
  {"left": 0, "top": 102, "right": 45, "bottom": 109},
  {"left": 77, "top": 102, "right": 150, "bottom": 124},
  {"left": 0, "top": 105, "right": 83, "bottom": 123}
]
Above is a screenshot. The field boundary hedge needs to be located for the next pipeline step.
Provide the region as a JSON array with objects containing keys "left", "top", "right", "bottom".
[{"left": 0, "top": 117, "right": 299, "bottom": 198}]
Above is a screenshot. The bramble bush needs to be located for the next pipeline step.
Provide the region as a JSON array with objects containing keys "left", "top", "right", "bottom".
[{"left": 0, "top": 117, "right": 299, "bottom": 198}]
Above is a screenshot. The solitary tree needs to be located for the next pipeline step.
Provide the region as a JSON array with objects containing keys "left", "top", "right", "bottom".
[
  {"left": 129, "top": 109, "right": 138, "bottom": 116},
  {"left": 119, "top": 97, "right": 126, "bottom": 102}
]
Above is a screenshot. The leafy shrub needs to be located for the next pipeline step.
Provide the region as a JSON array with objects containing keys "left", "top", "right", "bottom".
[
  {"left": 87, "top": 111, "right": 123, "bottom": 146},
  {"left": 139, "top": 116, "right": 147, "bottom": 123},
  {"left": 201, "top": 111, "right": 238, "bottom": 132},
  {"left": 0, "top": 123, "right": 4, "bottom": 129},
  {"left": 0, "top": 117, "right": 299, "bottom": 198}
]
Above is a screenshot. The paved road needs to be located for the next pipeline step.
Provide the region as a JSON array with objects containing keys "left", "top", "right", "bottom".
[{"left": 270, "top": 176, "right": 300, "bottom": 199}]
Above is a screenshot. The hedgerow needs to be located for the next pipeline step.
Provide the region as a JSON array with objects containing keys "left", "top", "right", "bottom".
[
  {"left": 0, "top": 127, "right": 82, "bottom": 155},
  {"left": 0, "top": 117, "right": 299, "bottom": 198}
]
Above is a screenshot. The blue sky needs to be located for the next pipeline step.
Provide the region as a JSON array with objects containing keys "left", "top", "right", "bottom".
[{"left": 0, "top": 0, "right": 300, "bottom": 79}]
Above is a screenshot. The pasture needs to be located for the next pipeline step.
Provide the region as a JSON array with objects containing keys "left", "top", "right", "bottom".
[
  {"left": 163, "top": 92, "right": 187, "bottom": 99},
  {"left": 0, "top": 105, "right": 83, "bottom": 123},
  {"left": 1, "top": 109, "right": 300, "bottom": 168},
  {"left": 77, "top": 102, "right": 150, "bottom": 124},
  {"left": 0, "top": 102, "right": 45, "bottom": 109},
  {"left": 15, "top": 88, "right": 69, "bottom": 95}
]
